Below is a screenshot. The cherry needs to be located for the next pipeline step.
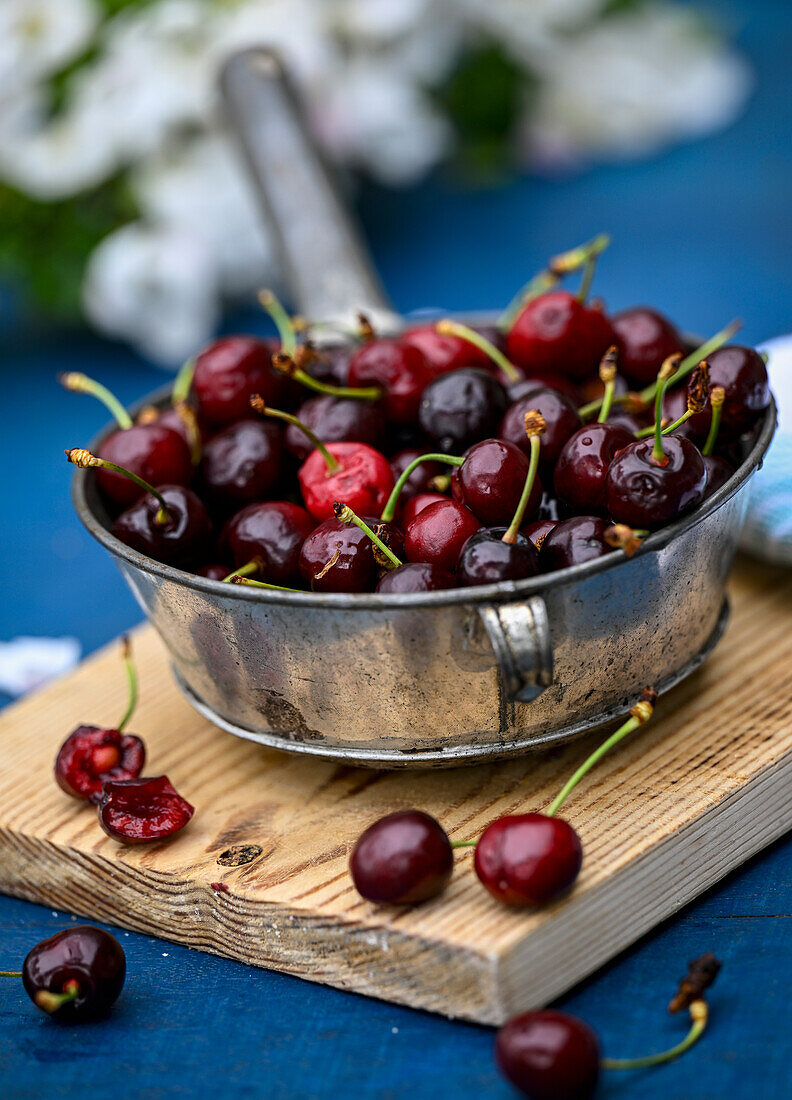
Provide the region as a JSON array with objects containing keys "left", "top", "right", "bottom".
[
  {"left": 522, "top": 518, "right": 558, "bottom": 549},
  {"left": 418, "top": 368, "right": 508, "bottom": 452},
  {"left": 390, "top": 449, "right": 447, "bottom": 506},
  {"left": 301, "top": 343, "right": 353, "bottom": 387},
  {"left": 400, "top": 491, "right": 449, "bottom": 528},
  {"left": 703, "top": 455, "right": 733, "bottom": 497},
  {"left": 539, "top": 516, "right": 616, "bottom": 571},
  {"left": 220, "top": 501, "right": 315, "bottom": 586},
  {"left": 554, "top": 423, "right": 634, "bottom": 513},
  {"left": 508, "top": 372, "right": 579, "bottom": 404},
  {"left": 350, "top": 810, "right": 453, "bottom": 904},
  {"left": 496, "top": 1010, "right": 601, "bottom": 1100},
  {"left": 299, "top": 516, "right": 398, "bottom": 593},
  {"left": 452, "top": 439, "right": 539, "bottom": 526},
  {"left": 474, "top": 814, "right": 583, "bottom": 907},
  {"left": 706, "top": 345, "right": 770, "bottom": 432},
  {"left": 499, "top": 388, "right": 581, "bottom": 466},
  {"left": 401, "top": 324, "right": 489, "bottom": 374},
  {"left": 506, "top": 290, "right": 616, "bottom": 381},
  {"left": 98, "top": 775, "right": 194, "bottom": 843},
  {"left": 700, "top": 385, "right": 732, "bottom": 496},
  {"left": 433, "top": 320, "right": 522, "bottom": 388},
  {"left": 347, "top": 338, "right": 433, "bottom": 423},
  {"left": 662, "top": 384, "right": 711, "bottom": 442},
  {"left": 605, "top": 436, "right": 706, "bottom": 529},
  {"left": 201, "top": 419, "right": 282, "bottom": 508},
  {"left": 21, "top": 926, "right": 126, "bottom": 1021},
  {"left": 197, "top": 563, "right": 229, "bottom": 580},
  {"left": 404, "top": 500, "right": 481, "bottom": 572},
  {"left": 611, "top": 306, "right": 686, "bottom": 385},
  {"left": 193, "top": 336, "right": 282, "bottom": 425},
  {"left": 283, "top": 395, "right": 386, "bottom": 460},
  {"left": 375, "top": 563, "right": 456, "bottom": 593}
]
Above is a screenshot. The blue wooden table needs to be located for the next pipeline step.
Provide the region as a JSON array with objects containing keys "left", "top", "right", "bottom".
[{"left": 2, "top": 2, "right": 791, "bottom": 1095}]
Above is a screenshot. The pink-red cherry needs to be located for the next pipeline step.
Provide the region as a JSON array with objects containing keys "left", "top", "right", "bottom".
[
  {"left": 111, "top": 485, "right": 213, "bottom": 567},
  {"left": 298, "top": 441, "right": 394, "bottom": 521},
  {"left": 474, "top": 813, "right": 583, "bottom": 907},
  {"left": 539, "top": 516, "right": 615, "bottom": 572},
  {"left": 419, "top": 369, "right": 508, "bottom": 452},
  {"left": 453, "top": 439, "right": 540, "bottom": 526},
  {"left": 201, "top": 420, "right": 281, "bottom": 509},
  {"left": 375, "top": 563, "right": 456, "bottom": 593},
  {"left": 605, "top": 436, "right": 706, "bottom": 529},
  {"left": 299, "top": 517, "right": 399, "bottom": 593},
  {"left": 400, "top": 491, "right": 449, "bottom": 528},
  {"left": 283, "top": 395, "right": 386, "bottom": 460},
  {"left": 506, "top": 291, "right": 616, "bottom": 381},
  {"left": 707, "top": 345, "right": 771, "bottom": 432},
  {"left": 55, "top": 725, "right": 145, "bottom": 804},
  {"left": 350, "top": 810, "right": 453, "bottom": 904},
  {"left": 402, "top": 325, "right": 490, "bottom": 375},
  {"left": 404, "top": 500, "right": 481, "bottom": 572},
  {"left": 22, "top": 926, "right": 126, "bottom": 1022},
  {"left": 611, "top": 306, "right": 686, "bottom": 385},
  {"left": 193, "top": 336, "right": 282, "bottom": 425},
  {"left": 97, "top": 424, "right": 192, "bottom": 507},
  {"left": 347, "top": 339, "right": 433, "bottom": 423},
  {"left": 457, "top": 529, "right": 539, "bottom": 587},
  {"left": 499, "top": 388, "right": 581, "bottom": 466},
  {"left": 496, "top": 1010, "right": 601, "bottom": 1100},
  {"left": 221, "top": 501, "right": 315, "bottom": 586},
  {"left": 98, "top": 775, "right": 194, "bottom": 843},
  {"left": 554, "top": 423, "right": 634, "bottom": 513}
]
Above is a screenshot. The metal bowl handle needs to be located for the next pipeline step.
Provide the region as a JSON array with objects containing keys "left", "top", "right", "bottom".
[
  {"left": 220, "top": 48, "right": 400, "bottom": 332},
  {"left": 479, "top": 598, "right": 554, "bottom": 702}
]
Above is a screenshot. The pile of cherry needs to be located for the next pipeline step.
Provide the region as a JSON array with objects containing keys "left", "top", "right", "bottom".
[{"left": 64, "top": 235, "right": 770, "bottom": 595}]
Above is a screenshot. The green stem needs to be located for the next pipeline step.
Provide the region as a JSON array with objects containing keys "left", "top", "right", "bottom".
[
  {"left": 250, "top": 401, "right": 340, "bottom": 474},
  {"left": 259, "top": 289, "right": 297, "bottom": 356},
  {"left": 334, "top": 505, "right": 402, "bottom": 569},
  {"left": 503, "top": 436, "right": 541, "bottom": 543},
  {"left": 451, "top": 840, "right": 477, "bottom": 849},
  {"left": 222, "top": 559, "right": 263, "bottom": 584},
  {"left": 65, "top": 450, "right": 170, "bottom": 525},
  {"left": 597, "top": 379, "right": 616, "bottom": 423},
  {"left": 435, "top": 319, "right": 521, "bottom": 382},
  {"left": 602, "top": 1006, "right": 707, "bottom": 1070},
  {"left": 171, "top": 357, "right": 196, "bottom": 405},
  {"left": 117, "top": 636, "right": 138, "bottom": 733},
  {"left": 650, "top": 369, "right": 673, "bottom": 466},
  {"left": 35, "top": 981, "right": 80, "bottom": 1014},
  {"left": 59, "top": 373, "right": 133, "bottom": 430},
  {"left": 635, "top": 409, "right": 693, "bottom": 440},
  {"left": 498, "top": 271, "right": 559, "bottom": 331},
  {"left": 0, "top": 971, "right": 22, "bottom": 977},
  {"left": 380, "top": 453, "right": 464, "bottom": 522},
  {"left": 284, "top": 365, "right": 381, "bottom": 402},
  {"left": 230, "top": 577, "right": 302, "bottom": 593},
  {"left": 702, "top": 397, "right": 724, "bottom": 457}
]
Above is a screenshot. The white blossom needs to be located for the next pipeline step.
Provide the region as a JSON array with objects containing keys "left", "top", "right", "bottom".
[{"left": 0, "top": 0, "right": 99, "bottom": 99}]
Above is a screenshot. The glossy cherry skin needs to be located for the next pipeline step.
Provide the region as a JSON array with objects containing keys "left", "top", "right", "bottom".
[
  {"left": 98, "top": 775, "right": 194, "bottom": 843},
  {"left": 707, "top": 345, "right": 771, "bottom": 432},
  {"left": 197, "top": 563, "right": 228, "bottom": 580},
  {"left": 347, "top": 339, "right": 433, "bottom": 423},
  {"left": 193, "top": 336, "right": 282, "bottom": 425},
  {"left": 404, "top": 500, "right": 482, "bottom": 572},
  {"left": 298, "top": 517, "right": 398, "bottom": 593},
  {"left": 221, "top": 501, "right": 315, "bottom": 586},
  {"left": 662, "top": 384, "right": 711, "bottom": 442},
  {"left": 298, "top": 441, "right": 394, "bottom": 521},
  {"left": 453, "top": 439, "right": 540, "bottom": 527},
  {"left": 474, "top": 814, "right": 583, "bottom": 907},
  {"left": 539, "top": 517, "right": 615, "bottom": 572},
  {"left": 499, "top": 388, "right": 582, "bottom": 466},
  {"left": 201, "top": 420, "right": 281, "bottom": 509},
  {"left": 97, "top": 424, "right": 192, "bottom": 507},
  {"left": 605, "top": 436, "right": 706, "bottom": 528},
  {"left": 55, "top": 725, "right": 145, "bottom": 804},
  {"left": 522, "top": 518, "right": 558, "bottom": 549},
  {"left": 509, "top": 373, "right": 579, "bottom": 404},
  {"left": 375, "top": 563, "right": 457, "bottom": 593},
  {"left": 554, "top": 423, "right": 634, "bottom": 513},
  {"left": 703, "top": 455, "right": 734, "bottom": 497},
  {"left": 611, "top": 306, "right": 686, "bottom": 385},
  {"left": 496, "top": 1010, "right": 601, "bottom": 1100},
  {"left": 401, "top": 325, "right": 489, "bottom": 375},
  {"left": 418, "top": 369, "right": 508, "bottom": 452},
  {"left": 23, "top": 927, "right": 126, "bottom": 1022},
  {"left": 457, "top": 529, "right": 539, "bottom": 587},
  {"left": 350, "top": 810, "right": 453, "bottom": 904},
  {"left": 400, "top": 491, "right": 449, "bottom": 528},
  {"left": 111, "top": 485, "right": 213, "bottom": 568},
  {"left": 284, "top": 395, "right": 386, "bottom": 460},
  {"left": 506, "top": 291, "right": 616, "bottom": 381}
]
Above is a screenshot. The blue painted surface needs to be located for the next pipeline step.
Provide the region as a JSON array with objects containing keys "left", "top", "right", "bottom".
[{"left": 1, "top": 1, "right": 791, "bottom": 1096}]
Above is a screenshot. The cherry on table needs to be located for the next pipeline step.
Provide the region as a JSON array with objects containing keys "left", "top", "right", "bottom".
[
  {"left": 98, "top": 775, "right": 194, "bottom": 843},
  {"left": 375, "top": 562, "right": 457, "bottom": 593},
  {"left": 539, "top": 516, "right": 616, "bottom": 572},
  {"left": 22, "top": 926, "right": 126, "bottom": 1022},
  {"left": 554, "top": 423, "right": 634, "bottom": 513},
  {"left": 56, "top": 725, "right": 145, "bottom": 804},
  {"left": 347, "top": 338, "right": 433, "bottom": 423},
  {"left": 404, "top": 499, "right": 481, "bottom": 572},
  {"left": 350, "top": 810, "right": 453, "bottom": 904},
  {"left": 499, "top": 388, "right": 581, "bottom": 466},
  {"left": 496, "top": 1009, "right": 601, "bottom": 1100},
  {"left": 474, "top": 813, "right": 583, "bottom": 907},
  {"left": 193, "top": 336, "right": 282, "bottom": 425},
  {"left": 283, "top": 395, "right": 386, "bottom": 460},
  {"left": 605, "top": 436, "right": 706, "bottom": 529},
  {"left": 611, "top": 306, "right": 686, "bottom": 385},
  {"left": 221, "top": 501, "right": 315, "bottom": 587},
  {"left": 418, "top": 368, "right": 508, "bottom": 452},
  {"left": 506, "top": 290, "right": 616, "bottom": 381},
  {"left": 201, "top": 419, "right": 282, "bottom": 509}
]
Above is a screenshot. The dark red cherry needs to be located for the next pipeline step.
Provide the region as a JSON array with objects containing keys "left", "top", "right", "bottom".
[
  {"left": 499, "top": 389, "right": 581, "bottom": 466},
  {"left": 390, "top": 449, "right": 447, "bottom": 506},
  {"left": 193, "top": 336, "right": 282, "bottom": 425},
  {"left": 140, "top": 404, "right": 211, "bottom": 451},
  {"left": 299, "top": 516, "right": 394, "bottom": 593},
  {"left": 703, "top": 455, "right": 734, "bottom": 497},
  {"left": 400, "top": 491, "right": 449, "bottom": 528},
  {"left": 375, "top": 562, "right": 457, "bottom": 593},
  {"left": 707, "top": 345, "right": 770, "bottom": 432},
  {"left": 97, "top": 424, "right": 192, "bottom": 507},
  {"left": 496, "top": 1010, "right": 600, "bottom": 1100},
  {"left": 350, "top": 810, "right": 453, "bottom": 904},
  {"left": 539, "top": 516, "right": 615, "bottom": 572},
  {"left": 506, "top": 291, "right": 616, "bottom": 381},
  {"left": 474, "top": 813, "right": 583, "bottom": 906},
  {"left": 554, "top": 423, "right": 634, "bottom": 513},
  {"left": 98, "top": 775, "right": 194, "bottom": 843},
  {"left": 22, "top": 926, "right": 126, "bottom": 1021},
  {"left": 283, "top": 395, "right": 386, "bottom": 460},
  {"left": 662, "top": 384, "right": 711, "bottom": 442},
  {"left": 418, "top": 369, "right": 508, "bottom": 452},
  {"left": 302, "top": 344, "right": 353, "bottom": 387},
  {"left": 508, "top": 372, "right": 579, "bottom": 404},
  {"left": 201, "top": 420, "right": 281, "bottom": 508},
  {"left": 347, "top": 339, "right": 433, "bottom": 423},
  {"left": 298, "top": 441, "right": 394, "bottom": 521},
  {"left": 197, "top": 563, "right": 228, "bottom": 580},
  {"left": 611, "top": 306, "right": 686, "bottom": 385},
  {"left": 404, "top": 500, "right": 481, "bottom": 572},
  {"left": 605, "top": 436, "right": 706, "bottom": 528},
  {"left": 111, "top": 485, "right": 213, "bottom": 567},
  {"left": 55, "top": 725, "right": 145, "bottom": 804},
  {"left": 221, "top": 501, "right": 315, "bottom": 586},
  {"left": 457, "top": 529, "right": 539, "bottom": 587},
  {"left": 453, "top": 439, "right": 540, "bottom": 526},
  {"left": 522, "top": 519, "right": 558, "bottom": 549},
  {"left": 401, "top": 325, "right": 489, "bottom": 374}
]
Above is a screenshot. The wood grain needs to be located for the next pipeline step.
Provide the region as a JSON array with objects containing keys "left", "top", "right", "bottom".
[{"left": 0, "top": 558, "right": 789, "bottom": 1024}]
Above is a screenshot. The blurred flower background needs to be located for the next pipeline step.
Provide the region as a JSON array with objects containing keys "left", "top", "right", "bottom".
[{"left": 0, "top": 0, "right": 750, "bottom": 366}]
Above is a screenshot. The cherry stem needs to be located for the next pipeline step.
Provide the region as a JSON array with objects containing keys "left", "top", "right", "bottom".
[
  {"left": 635, "top": 409, "right": 692, "bottom": 440},
  {"left": 596, "top": 346, "right": 619, "bottom": 424},
  {"left": 65, "top": 449, "right": 170, "bottom": 525},
  {"left": 117, "top": 635, "right": 138, "bottom": 733},
  {"left": 451, "top": 840, "right": 477, "bottom": 849},
  {"left": 249, "top": 398, "right": 340, "bottom": 474},
  {"left": 222, "top": 558, "right": 264, "bottom": 584},
  {"left": 333, "top": 503, "right": 402, "bottom": 569},
  {"left": 259, "top": 289, "right": 297, "bottom": 356},
  {"left": 650, "top": 362, "right": 678, "bottom": 466},
  {"left": 602, "top": 1001, "right": 708, "bottom": 1071},
  {"left": 573, "top": 235, "right": 611, "bottom": 303},
  {"left": 380, "top": 453, "right": 464, "bottom": 523},
  {"left": 273, "top": 353, "right": 381, "bottom": 401},
  {"left": 59, "top": 373, "right": 133, "bottom": 431},
  {"left": 545, "top": 689, "right": 656, "bottom": 818},
  {"left": 229, "top": 576, "right": 302, "bottom": 593},
  {"left": 503, "top": 434, "right": 542, "bottom": 544},
  {"left": 435, "top": 319, "right": 521, "bottom": 382},
  {"left": 0, "top": 971, "right": 22, "bottom": 977},
  {"left": 175, "top": 401, "right": 202, "bottom": 464},
  {"left": 499, "top": 270, "right": 559, "bottom": 331},
  {"left": 171, "top": 357, "right": 195, "bottom": 405},
  {"left": 34, "top": 980, "right": 80, "bottom": 1015},
  {"left": 702, "top": 388, "right": 725, "bottom": 456}
]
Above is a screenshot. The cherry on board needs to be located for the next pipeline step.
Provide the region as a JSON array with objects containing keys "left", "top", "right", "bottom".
[
  {"left": 98, "top": 775, "right": 194, "bottom": 843},
  {"left": 474, "top": 813, "right": 583, "bottom": 907},
  {"left": 350, "top": 810, "right": 453, "bottom": 904},
  {"left": 56, "top": 725, "right": 145, "bottom": 804}
]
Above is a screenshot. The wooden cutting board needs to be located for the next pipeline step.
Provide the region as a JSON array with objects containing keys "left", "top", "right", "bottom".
[{"left": 1, "top": 558, "right": 790, "bottom": 1025}]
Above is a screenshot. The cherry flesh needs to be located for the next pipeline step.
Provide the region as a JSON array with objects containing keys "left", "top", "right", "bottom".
[
  {"left": 554, "top": 423, "right": 634, "bottom": 513},
  {"left": 283, "top": 395, "right": 386, "bottom": 460},
  {"left": 347, "top": 339, "right": 432, "bottom": 423},
  {"left": 539, "top": 517, "right": 615, "bottom": 572},
  {"left": 453, "top": 439, "right": 540, "bottom": 526},
  {"left": 375, "top": 563, "right": 457, "bottom": 594},
  {"left": 605, "top": 436, "right": 706, "bottom": 529},
  {"left": 201, "top": 420, "right": 281, "bottom": 509},
  {"left": 401, "top": 325, "right": 489, "bottom": 375},
  {"left": 298, "top": 441, "right": 394, "bottom": 521},
  {"left": 506, "top": 290, "right": 616, "bottom": 381},
  {"left": 404, "top": 500, "right": 481, "bottom": 572},
  {"left": 221, "top": 501, "right": 315, "bottom": 586},
  {"left": 400, "top": 491, "right": 449, "bottom": 528},
  {"left": 496, "top": 1010, "right": 600, "bottom": 1100},
  {"left": 474, "top": 813, "right": 583, "bottom": 907},
  {"left": 111, "top": 485, "right": 213, "bottom": 568},
  {"left": 193, "top": 336, "right": 282, "bottom": 425},
  {"left": 299, "top": 517, "right": 400, "bottom": 593},
  {"left": 55, "top": 725, "right": 145, "bottom": 804},
  {"left": 98, "top": 775, "right": 194, "bottom": 843},
  {"left": 418, "top": 369, "right": 508, "bottom": 452},
  {"left": 350, "top": 810, "right": 453, "bottom": 904},
  {"left": 22, "top": 926, "right": 126, "bottom": 1022},
  {"left": 611, "top": 306, "right": 686, "bottom": 385},
  {"left": 707, "top": 345, "right": 770, "bottom": 432},
  {"left": 499, "top": 388, "right": 581, "bottom": 466},
  {"left": 457, "top": 529, "right": 539, "bottom": 587},
  {"left": 97, "top": 424, "right": 192, "bottom": 507}
]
